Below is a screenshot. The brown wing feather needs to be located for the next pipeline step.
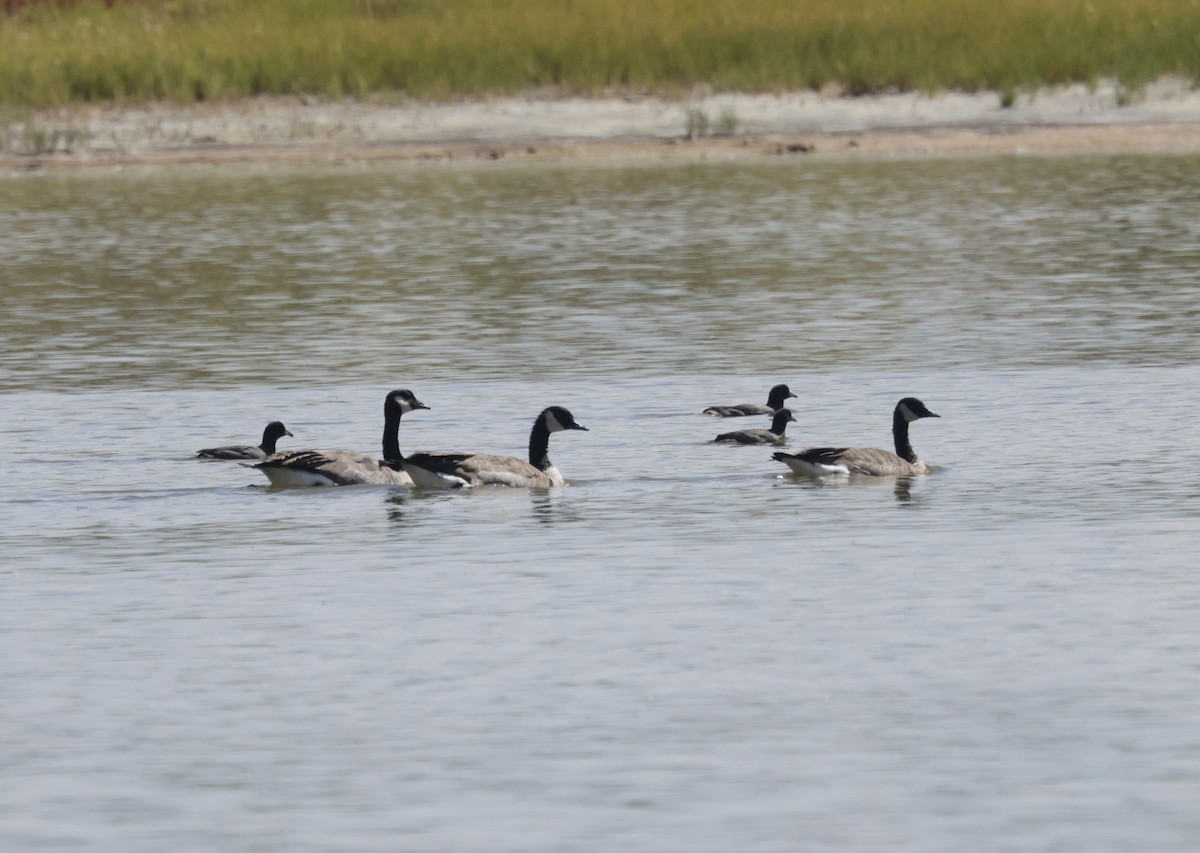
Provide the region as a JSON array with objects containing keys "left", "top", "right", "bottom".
[
  {"left": 703, "top": 403, "right": 772, "bottom": 417},
  {"left": 827, "top": 447, "right": 926, "bottom": 476},
  {"left": 404, "top": 451, "right": 556, "bottom": 488},
  {"left": 256, "top": 450, "right": 413, "bottom": 486},
  {"left": 715, "top": 429, "right": 784, "bottom": 445},
  {"left": 197, "top": 444, "right": 265, "bottom": 460}
]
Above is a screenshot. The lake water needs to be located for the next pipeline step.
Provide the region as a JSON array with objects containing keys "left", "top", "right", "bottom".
[{"left": 2, "top": 154, "right": 1199, "bottom": 852}]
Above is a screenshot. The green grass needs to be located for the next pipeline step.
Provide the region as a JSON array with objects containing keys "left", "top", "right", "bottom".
[{"left": 2, "top": 0, "right": 1199, "bottom": 106}]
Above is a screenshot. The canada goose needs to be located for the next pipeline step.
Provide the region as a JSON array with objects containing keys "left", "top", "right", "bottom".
[
  {"left": 393, "top": 406, "right": 588, "bottom": 489},
  {"left": 714, "top": 408, "right": 795, "bottom": 445},
  {"left": 772, "top": 397, "right": 940, "bottom": 477},
  {"left": 197, "top": 420, "right": 293, "bottom": 461},
  {"left": 704, "top": 383, "right": 796, "bottom": 417},
  {"left": 252, "top": 389, "right": 428, "bottom": 487}
]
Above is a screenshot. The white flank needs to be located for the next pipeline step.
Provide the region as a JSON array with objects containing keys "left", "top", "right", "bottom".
[
  {"left": 776, "top": 456, "right": 849, "bottom": 477},
  {"left": 255, "top": 466, "right": 341, "bottom": 488},
  {"left": 402, "top": 462, "right": 470, "bottom": 490}
]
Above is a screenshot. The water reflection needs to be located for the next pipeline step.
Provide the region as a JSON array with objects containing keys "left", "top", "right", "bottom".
[
  {"left": 3, "top": 156, "right": 1199, "bottom": 392},
  {"left": 777, "top": 469, "right": 930, "bottom": 507},
  {"left": 384, "top": 485, "right": 579, "bottom": 527},
  {"left": 529, "top": 489, "right": 580, "bottom": 525},
  {"left": 383, "top": 489, "right": 459, "bottom": 529},
  {"left": 3, "top": 155, "right": 1200, "bottom": 852},
  {"left": 385, "top": 491, "right": 414, "bottom": 527}
]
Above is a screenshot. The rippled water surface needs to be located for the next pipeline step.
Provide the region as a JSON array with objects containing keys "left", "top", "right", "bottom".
[{"left": 3, "top": 155, "right": 1200, "bottom": 852}]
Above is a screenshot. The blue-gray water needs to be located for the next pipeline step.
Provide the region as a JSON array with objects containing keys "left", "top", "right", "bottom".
[{"left": 2, "top": 155, "right": 1199, "bottom": 851}]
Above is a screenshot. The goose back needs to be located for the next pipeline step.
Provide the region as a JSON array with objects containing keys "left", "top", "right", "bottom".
[
  {"left": 256, "top": 450, "right": 416, "bottom": 487},
  {"left": 704, "top": 383, "right": 796, "bottom": 417},
  {"left": 401, "top": 451, "right": 560, "bottom": 489},
  {"left": 772, "top": 446, "right": 930, "bottom": 477},
  {"left": 715, "top": 408, "right": 795, "bottom": 445}
]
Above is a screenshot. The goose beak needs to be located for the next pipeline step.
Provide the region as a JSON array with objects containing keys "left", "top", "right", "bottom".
[
  {"left": 414, "top": 400, "right": 431, "bottom": 410},
  {"left": 285, "top": 429, "right": 294, "bottom": 437},
  {"left": 788, "top": 392, "right": 797, "bottom": 398},
  {"left": 572, "top": 423, "right": 589, "bottom": 431},
  {"left": 927, "top": 412, "right": 941, "bottom": 418}
]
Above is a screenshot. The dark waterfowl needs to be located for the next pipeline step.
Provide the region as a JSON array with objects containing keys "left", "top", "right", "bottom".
[
  {"left": 715, "top": 408, "right": 795, "bottom": 445},
  {"left": 197, "top": 421, "right": 293, "bottom": 461},
  {"left": 704, "top": 383, "right": 796, "bottom": 417}
]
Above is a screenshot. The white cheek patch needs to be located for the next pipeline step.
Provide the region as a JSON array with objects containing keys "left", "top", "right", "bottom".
[
  {"left": 899, "top": 403, "right": 917, "bottom": 422},
  {"left": 544, "top": 409, "right": 565, "bottom": 432}
]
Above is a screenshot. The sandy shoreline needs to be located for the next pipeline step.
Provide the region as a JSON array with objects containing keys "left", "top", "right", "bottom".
[{"left": 3, "top": 77, "right": 1199, "bottom": 170}]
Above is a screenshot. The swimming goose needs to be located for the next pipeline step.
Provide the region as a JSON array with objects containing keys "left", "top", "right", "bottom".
[
  {"left": 252, "top": 389, "right": 428, "bottom": 487},
  {"left": 197, "top": 420, "right": 293, "bottom": 460},
  {"left": 772, "top": 397, "right": 940, "bottom": 477},
  {"left": 704, "top": 383, "right": 796, "bottom": 417},
  {"left": 714, "top": 408, "right": 795, "bottom": 445},
  {"left": 393, "top": 406, "right": 588, "bottom": 489}
]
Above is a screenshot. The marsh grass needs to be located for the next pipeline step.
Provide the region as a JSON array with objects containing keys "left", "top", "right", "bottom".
[
  {"left": 2, "top": 0, "right": 1199, "bottom": 106},
  {"left": 716, "top": 107, "right": 739, "bottom": 136},
  {"left": 0, "top": 113, "right": 91, "bottom": 154},
  {"left": 684, "top": 107, "right": 710, "bottom": 140}
]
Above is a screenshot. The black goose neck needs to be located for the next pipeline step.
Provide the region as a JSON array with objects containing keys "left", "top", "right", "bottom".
[
  {"left": 528, "top": 417, "right": 552, "bottom": 471},
  {"left": 892, "top": 408, "right": 917, "bottom": 463},
  {"left": 770, "top": 411, "right": 791, "bottom": 435},
  {"left": 382, "top": 403, "right": 404, "bottom": 461},
  {"left": 260, "top": 425, "right": 280, "bottom": 454}
]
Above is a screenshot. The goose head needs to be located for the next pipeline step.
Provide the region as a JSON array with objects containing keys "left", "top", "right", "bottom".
[
  {"left": 386, "top": 388, "right": 430, "bottom": 416},
  {"left": 768, "top": 384, "right": 798, "bottom": 406},
  {"left": 896, "top": 397, "right": 940, "bottom": 422},
  {"left": 770, "top": 407, "right": 796, "bottom": 431},
  {"left": 542, "top": 406, "right": 589, "bottom": 433},
  {"left": 265, "top": 421, "right": 294, "bottom": 441}
]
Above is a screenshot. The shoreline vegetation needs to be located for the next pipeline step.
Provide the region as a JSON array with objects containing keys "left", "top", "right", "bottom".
[
  {"left": 4, "top": 0, "right": 1199, "bottom": 106},
  {"left": 3, "top": 0, "right": 1200, "bottom": 167}
]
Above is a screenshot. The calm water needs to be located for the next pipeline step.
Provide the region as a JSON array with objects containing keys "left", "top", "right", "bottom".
[{"left": 2, "top": 155, "right": 1199, "bottom": 852}]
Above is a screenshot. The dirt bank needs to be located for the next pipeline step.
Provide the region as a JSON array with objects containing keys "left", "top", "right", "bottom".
[{"left": 3, "top": 77, "right": 1199, "bottom": 170}]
